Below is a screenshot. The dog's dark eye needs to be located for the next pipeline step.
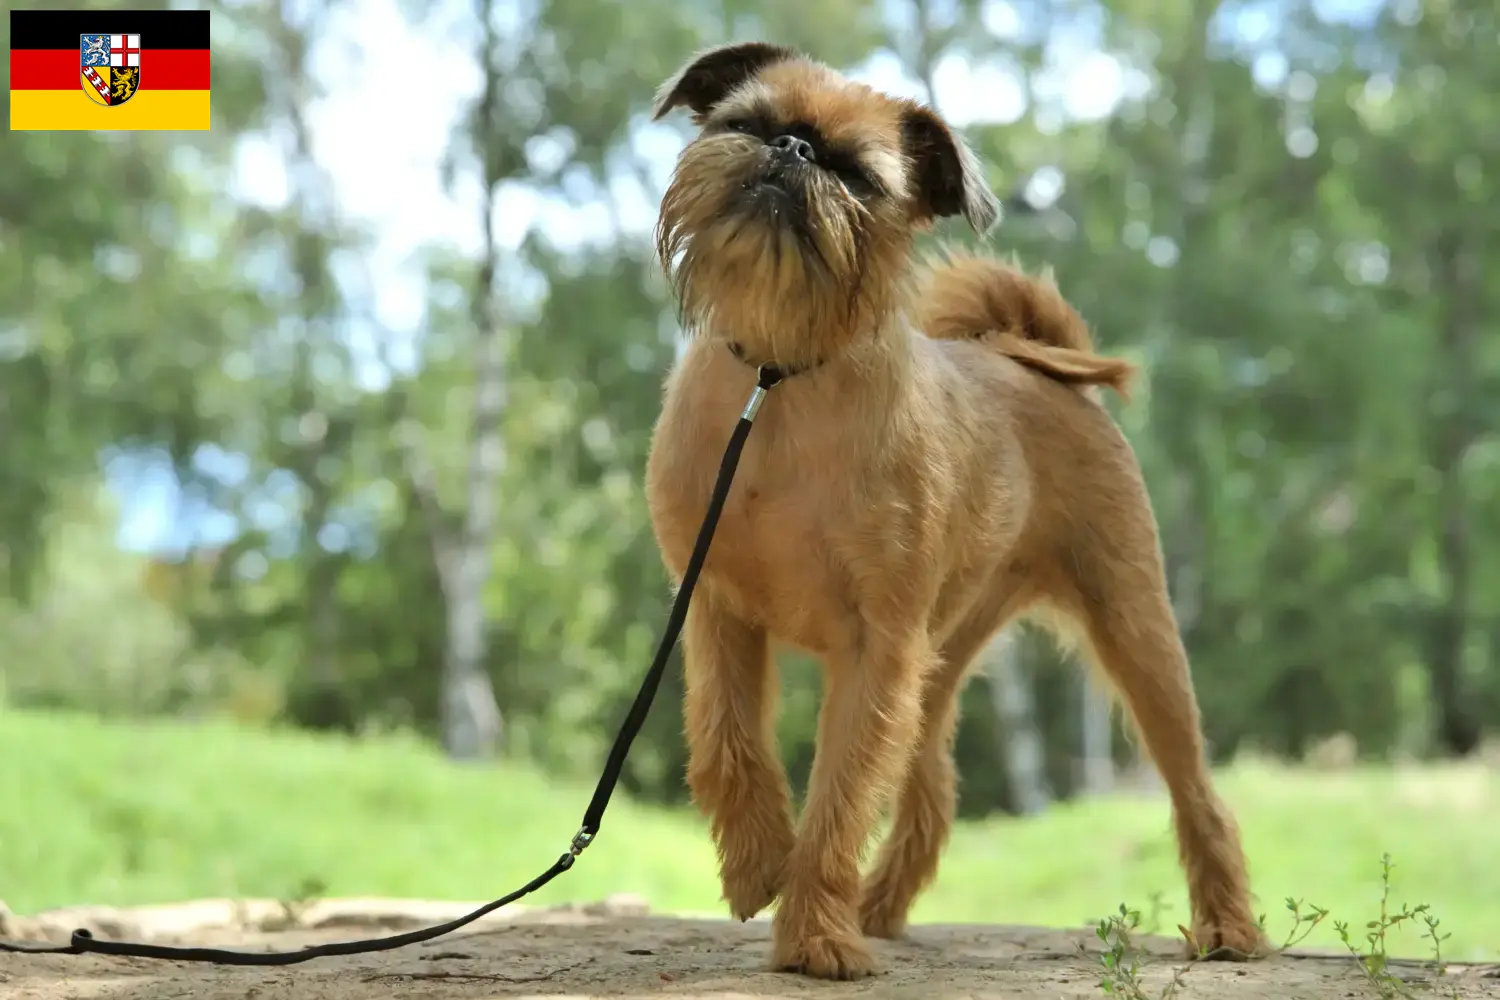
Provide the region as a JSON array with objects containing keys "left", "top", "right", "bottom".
[
  {"left": 839, "top": 170, "right": 877, "bottom": 197},
  {"left": 723, "top": 117, "right": 755, "bottom": 134},
  {"left": 821, "top": 154, "right": 877, "bottom": 198}
]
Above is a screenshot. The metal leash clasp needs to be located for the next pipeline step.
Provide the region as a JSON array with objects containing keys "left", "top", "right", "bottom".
[
  {"left": 559, "top": 826, "right": 593, "bottom": 871},
  {"left": 741, "top": 384, "right": 768, "bottom": 422},
  {"left": 741, "top": 364, "right": 783, "bottom": 421},
  {"left": 570, "top": 827, "right": 594, "bottom": 856}
]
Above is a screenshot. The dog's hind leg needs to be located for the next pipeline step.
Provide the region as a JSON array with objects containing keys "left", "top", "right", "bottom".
[
  {"left": 854, "top": 649, "right": 968, "bottom": 941},
  {"left": 1060, "top": 489, "right": 1264, "bottom": 959},
  {"left": 859, "top": 586, "right": 1034, "bottom": 939},
  {"left": 682, "top": 587, "right": 796, "bottom": 921}
]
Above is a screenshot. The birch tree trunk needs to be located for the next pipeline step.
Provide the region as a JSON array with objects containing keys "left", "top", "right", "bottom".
[
  {"left": 1078, "top": 674, "right": 1114, "bottom": 794},
  {"left": 983, "top": 630, "right": 1051, "bottom": 815},
  {"left": 438, "top": 0, "right": 508, "bottom": 760},
  {"left": 270, "top": 3, "right": 353, "bottom": 727}
]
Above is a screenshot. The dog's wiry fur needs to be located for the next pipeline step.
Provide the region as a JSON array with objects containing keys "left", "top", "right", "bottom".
[
  {"left": 644, "top": 42, "right": 1261, "bottom": 980},
  {"left": 917, "top": 251, "right": 1138, "bottom": 395}
]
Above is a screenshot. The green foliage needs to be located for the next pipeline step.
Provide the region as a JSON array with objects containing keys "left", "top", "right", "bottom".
[
  {"left": 1328, "top": 854, "right": 1465, "bottom": 1000},
  {"left": 1094, "top": 903, "right": 1193, "bottom": 998},
  {"left": 1, "top": 0, "right": 1497, "bottom": 822},
  {"left": 1095, "top": 855, "right": 1473, "bottom": 999}
]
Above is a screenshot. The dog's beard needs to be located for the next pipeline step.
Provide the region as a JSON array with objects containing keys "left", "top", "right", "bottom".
[{"left": 655, "top": 139, "right": 885, "bottom": 366}]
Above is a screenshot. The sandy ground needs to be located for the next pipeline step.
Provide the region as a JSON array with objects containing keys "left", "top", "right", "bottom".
[{"left": 2, "top": 897, "right": 1496, "bottom": 999}]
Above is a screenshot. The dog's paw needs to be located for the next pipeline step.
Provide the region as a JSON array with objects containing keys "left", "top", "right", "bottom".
[
  {"left": 722, "top": 861, "right": 782, "bottom": 922},
  {"left": 771, "top": 921, "right": 876, "bottom": 980},
  {"left": 719, "top": 828, "right": 793, "bottom": 921},
  {"left": 1185, "top": 918, "right": 1268, "bottom": 962}
]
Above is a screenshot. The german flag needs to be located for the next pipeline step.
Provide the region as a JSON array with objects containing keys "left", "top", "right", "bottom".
[{"left": 10, "top": 9, "right": 210, "bottom": 131}]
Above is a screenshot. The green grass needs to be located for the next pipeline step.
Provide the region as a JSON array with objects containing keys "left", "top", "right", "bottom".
[{"left": 2, "top": 709, "right": 1496, "bottom": 961}]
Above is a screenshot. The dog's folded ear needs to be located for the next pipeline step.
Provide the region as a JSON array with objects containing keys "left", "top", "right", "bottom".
[
  {"left": 652, "top": 42, "right": 798, "bottom": 121},
  {"left": 900, "top": 104, "right": 1000, "bottom": 235}
]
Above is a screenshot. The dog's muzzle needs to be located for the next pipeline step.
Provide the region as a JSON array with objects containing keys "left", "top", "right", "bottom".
[{"left": 741, "top": 156, "right": 810, "bottom": 216}]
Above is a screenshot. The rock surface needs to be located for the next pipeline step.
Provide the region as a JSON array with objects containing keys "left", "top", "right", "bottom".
[{"left": 2, "top": 898, "right": 1495, "bottom": 999}]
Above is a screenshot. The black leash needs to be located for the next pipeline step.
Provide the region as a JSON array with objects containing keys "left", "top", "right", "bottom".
[{"left": 0, "top": 363, "right": 789, "bottom": 967}]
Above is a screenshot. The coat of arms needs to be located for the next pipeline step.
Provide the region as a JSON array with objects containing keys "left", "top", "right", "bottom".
[{"left": 81, "top": 33, "right": 141, "bottom": 107}]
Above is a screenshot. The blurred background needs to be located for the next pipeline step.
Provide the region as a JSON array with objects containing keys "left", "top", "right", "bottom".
[{"left": 2, "top": 0, "right": 1497, "bottom": 963}]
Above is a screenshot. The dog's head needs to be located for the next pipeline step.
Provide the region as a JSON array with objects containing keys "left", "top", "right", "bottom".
[{"left": 653, "top": 42, "right": 999, "bottom": 366}]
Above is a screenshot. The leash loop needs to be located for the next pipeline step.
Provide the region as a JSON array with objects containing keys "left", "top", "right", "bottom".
[{"left": 0, "top": 371, "right": 785, "bottom": 966}]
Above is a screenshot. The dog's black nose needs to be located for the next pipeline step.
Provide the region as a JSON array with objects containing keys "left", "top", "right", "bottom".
[{"left": 770, "top": 134, "right": 815, "bottom": 163}]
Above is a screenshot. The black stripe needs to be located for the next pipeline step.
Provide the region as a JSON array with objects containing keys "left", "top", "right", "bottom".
[{"left": 9, "top": 8, "right": 209, "bottom": 50}]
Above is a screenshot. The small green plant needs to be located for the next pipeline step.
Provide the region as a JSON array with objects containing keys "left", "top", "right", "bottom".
[
  {"left": 1092, "top": 854, "right": 1468, "bottom": 999},
  {"left": 1329, "top": 854, "right": 1460, "bottom": 1000},
  {"left": 1420, "top": 911, "right": 1462, "bottom": 1000},
  {"left": 1094, "top": 904, "right": 1147, "bottom": 998},
  {"left": 1273, "top": 894, "right": 1331, "bottom": 951},
  {"left": 1092, "top": 903, "right": 1194, "bottom": 999}
]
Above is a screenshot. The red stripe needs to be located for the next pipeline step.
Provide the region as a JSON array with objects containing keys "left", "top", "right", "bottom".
[{"left": 9, "top": 49, "right": 210, "bottom": 90}]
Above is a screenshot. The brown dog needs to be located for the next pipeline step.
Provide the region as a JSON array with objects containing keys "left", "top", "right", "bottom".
[{"left": 643, "top": 42, "right": 1261, "bottom": 980}]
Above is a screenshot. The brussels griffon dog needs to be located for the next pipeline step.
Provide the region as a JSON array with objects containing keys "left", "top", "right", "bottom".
[{"left": 643, "top": 42, "right": 1261, "bottom": 979}]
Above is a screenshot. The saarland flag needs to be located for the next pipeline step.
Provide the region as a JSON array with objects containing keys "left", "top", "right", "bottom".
[{"left": 9, "top": 8, "right": 210, "bottom": 131}]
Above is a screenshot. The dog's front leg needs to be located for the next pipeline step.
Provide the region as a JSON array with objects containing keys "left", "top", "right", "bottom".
[
  {"left": 682, "top": 588, "right": 795, "bottom": 921},
  {"left": 772, "top": 631, "right": 932, "bottom": 980}
]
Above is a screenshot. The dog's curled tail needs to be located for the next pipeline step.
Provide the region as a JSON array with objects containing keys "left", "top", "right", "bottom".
[{"left": 918, "top": 252, "right": 1136, "bottom": 397}]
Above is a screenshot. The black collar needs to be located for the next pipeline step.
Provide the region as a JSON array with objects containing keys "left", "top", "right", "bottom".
[{"left": 726, "top": 342, "right": 822, "bottom": 386}]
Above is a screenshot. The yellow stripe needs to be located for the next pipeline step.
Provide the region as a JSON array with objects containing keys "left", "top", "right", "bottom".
[{"left": 10, "top": 89, "right": 210, "bottom": 131}]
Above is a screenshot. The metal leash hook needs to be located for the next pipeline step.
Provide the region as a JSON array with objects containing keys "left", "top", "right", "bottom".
[
  {"left": 0, "top": 364, "right": 790, "bottom": 967},
  {"left": 564, "top": 827, "right": 595, "bottom": 869},
  {"left": 742, "top": 363, "right": 784, "bottom": 421},
  {"left": 742, "top": 384, "right": 768, "bottom": 421}
]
